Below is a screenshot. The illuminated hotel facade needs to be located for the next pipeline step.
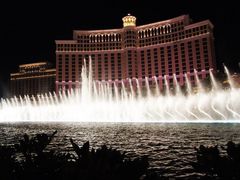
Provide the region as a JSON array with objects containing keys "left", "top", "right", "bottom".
[
  {"left": 55, "top": 14, "right": 216, "bottom": 92},
  {"left": 10, "top": 62, "right": 56, "bottom": 96}
]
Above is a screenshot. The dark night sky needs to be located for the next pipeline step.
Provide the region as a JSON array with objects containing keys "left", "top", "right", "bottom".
[{"left": 0, "top": 0, "right": 239, "bottom": 97}]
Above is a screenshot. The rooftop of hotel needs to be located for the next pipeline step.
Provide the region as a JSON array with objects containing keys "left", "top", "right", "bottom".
[{"left": 19, "top": 62, "right": 49, "bottom": 68}]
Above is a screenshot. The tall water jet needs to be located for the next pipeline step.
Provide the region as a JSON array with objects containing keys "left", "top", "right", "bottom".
[
  {"left": 81, "top": 58, "right": 93, "bottom": 102},
  {"left": 145, "top": 77, "right": 152, "bottom": 97},
  {"left": 211, "top": 93, "right": 227, "bottom": 120},
  {"left": 173, "top": 74, "right": 182, "bottom": 96},
  {"left": 88, "top": 57, "right": 93, "bottom": 93},
  {"left": 194, "top": 69, "right": 204, "bottom": 93},
  {"left": 224, "top": 65, "right": 235, "bottom": 89},
  {"left": 185, "top": 73, "right": 192, "bottom": 95},
  {"left": 153, "top": 76, "right": 160, "bottom": 97},
  {"left": 135, "top": 78, "right": 142, "bottom": 98},
  {"left": 129, "top": 79, "right": 135, "bottom": 98},
  {"left": 114, "top": 82, "right": 119, "bottom": 102},
  {"left": 107, "top": 82, "right": 113, "bottom": 101},
  {"left": 210, "top": 69, "right": 219, "bottom": 90},
  {"left": 121, "top": 80, "right": 127, "bottom": 100},
  {"left": 93, "top": 81, "right": 98, "bottom": 99},
  {"left": 164, "top": 75, "right": 170, "bottom": 96}
]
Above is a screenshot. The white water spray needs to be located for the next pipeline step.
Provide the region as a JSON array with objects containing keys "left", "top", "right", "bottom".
[{"left": 0, "top": 61, "right": 240, "bottom": 123}]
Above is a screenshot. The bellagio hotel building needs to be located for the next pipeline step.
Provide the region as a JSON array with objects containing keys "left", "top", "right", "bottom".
[{"left": 55, "top": 14, "right": 216, "bottom": 92}]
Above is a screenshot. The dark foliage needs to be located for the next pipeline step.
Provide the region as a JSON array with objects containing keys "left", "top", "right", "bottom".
[
  {"left": 192, "top": 141, "right": 240, "bottom": 180},
  {"left": 0, "top": 131, "right": 156, "bottom": 180}
]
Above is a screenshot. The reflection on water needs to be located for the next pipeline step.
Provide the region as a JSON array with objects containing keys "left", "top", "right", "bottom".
[{"left": 0, "top": 123, "right": 240, "bottom": 178}]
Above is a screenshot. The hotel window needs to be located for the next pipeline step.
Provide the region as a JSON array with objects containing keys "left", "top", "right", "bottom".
[
  {"left": 195, "top": 40, "right": 201, "bottom": 71},
  {"left": 91, "top": 55, "right": 96, "bottom": 79},
  {"left": 174, "top": 45, "right": 179, "bottom": 74},
  {"left": 58, "top": 55, "right": 62, "bottom": 69},
  {"left": 167, "top": 46, "right": 172, "bottom": 75},
  {"left": 65, "top": 55, "right": 69, "bottom": 81},
  {"left": 160, "top": 47, "right": 165, "bottom": 75},
  {"left": 72, "top": 55, "right": 76, "bottom": 81},
  {"left": 202, "top": 38, "right": 209, "bottom": 69},
  {"left": 104, "top": 54, "right": 108, "bottom": 80},
  {"left": 180, "top": 43, "right": 186, "bottom": 73},
  {"left": 98, "top": 59, "right": 102, "bottom": 80},
  {"left": 110, "top": 54, "right": 115, "bottom": 80},
  {"left": 146, "top": 49, "right": 151, "bottom": 77},
  {"left": 117, "top": 53, "right": 121, "bottom": 80},
  {"left": 187, "top": 42, "right": 194, "bottom": 72},
  {"left": 153, "top": 48, "right": 158, "bottom": 76},
  {"left": 127, "top": 51, "right": 133, "bottom": 78},
  {"left": 141, "top": 51, "right": 145, "bottom": 78}
]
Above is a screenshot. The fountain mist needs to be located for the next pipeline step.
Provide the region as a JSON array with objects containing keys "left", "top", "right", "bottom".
[{"left": 0, "top": 62, "right": 239, "bottom": 123}]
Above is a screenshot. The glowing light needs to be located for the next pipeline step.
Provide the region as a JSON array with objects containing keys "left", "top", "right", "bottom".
[{"left": 122, "top": 14, "right": 136, "bottom": 27}]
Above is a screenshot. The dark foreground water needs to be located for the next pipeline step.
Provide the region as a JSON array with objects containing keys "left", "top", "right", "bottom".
[{"left": 1, "top": 123, "right": 240, "bottom": 178}]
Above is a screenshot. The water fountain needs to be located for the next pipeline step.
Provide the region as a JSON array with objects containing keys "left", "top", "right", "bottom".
[{"left": 0, "top": 61, "right": 240, "bottom": 123}]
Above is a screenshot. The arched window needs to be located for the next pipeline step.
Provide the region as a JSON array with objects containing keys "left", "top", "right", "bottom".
[
  {"left": 95, "top": 35, "right": 97, "bottom": 43},
  {"left": 104, "top": 34, "right": 106, "bottom": 42},
  {"left": 98, "top": 35, "right": 101, "bottom": 43},
  {"left": 106, "top": 34, "right": 108, "bottom": 42},
  {"left": 167, "top": 24, "right": 171, "bottom": 33},
  {"left": 109, "top": 34, "right": 111, "bottom": 41},
  {"left": 89, "top": 35, "right": 92, "bottom": 43},
  {"left": 94, "top": 35, "right": 96, "bottom": 42},
  {"left": 162, "top": 26, "right": 166, "bottom": 34},
  {"left": 157, "top": 27, "right": 160, "bottom": 35},
  {"left": 119, "top": 34, "right": 122, "bottom": 41}
]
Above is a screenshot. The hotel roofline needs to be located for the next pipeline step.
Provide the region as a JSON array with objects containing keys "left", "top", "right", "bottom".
[
  {"left": 55, "top": 14, "right": 213, "bottom": 45},
  {"left": 19, "top": 62, "right": 49, "bottom": 68},
  {"left": 10, "top": 69, "right": 56, "bottom": 76}
]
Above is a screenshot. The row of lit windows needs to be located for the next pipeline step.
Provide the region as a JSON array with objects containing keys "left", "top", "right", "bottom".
[
  {"left": 11, "top": 78, "right": 55, "bottom": 95},
  {"left": 139, "top": 34, "right": 181, "bottom": 47},
  {"left": 138, "top": 38, "right": 210, "bottom": 77},
  {"left": 57, "top": 37, "right": 211, "bottom": 81},
  {"left": 58, "top": 53, "right": 122, "bottom": 81},
  {"left": 185, "top": 25, "right": 209, "bottom": 39},
  {"left": 138, "top": 24, "right": 172, "bottom": 39},
  {"left": 12, "top": 72, "right": 55, "bottom": 79},
  {"left": 139, "top": 26, "right": 209, "bottom": 47},
  {"left": 77, "top": 33, "right": 122, "bottom": 43},
  {"left": 57, "top": 25, "right": 210, "bottom": 51},
  {"left": 57, "top": 43, "right": 122, "bottom": 52}
]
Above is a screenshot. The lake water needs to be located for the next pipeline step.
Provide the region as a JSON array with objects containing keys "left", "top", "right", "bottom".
[{"left": 1, "top": 122, "right": 240, "bottom": 179}]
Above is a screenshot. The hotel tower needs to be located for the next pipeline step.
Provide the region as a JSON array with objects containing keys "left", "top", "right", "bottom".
[{"left": 55, "top": 14, "right": 215, "bottom": 92}]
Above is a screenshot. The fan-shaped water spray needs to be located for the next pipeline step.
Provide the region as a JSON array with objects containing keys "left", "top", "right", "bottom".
[{"left": 0, "top": 62, "right": 240, "bottom": 123}]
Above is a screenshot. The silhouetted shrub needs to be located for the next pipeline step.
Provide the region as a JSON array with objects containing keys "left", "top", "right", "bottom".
[
  {"left": 0, "top": 145, "right": 18, "bottom": 179},
  {"left": 192, "top": 141, "right": 240, "bottom": 180},
  {"left": 0, "top": 131, "right": 158, "bottom": 180}
]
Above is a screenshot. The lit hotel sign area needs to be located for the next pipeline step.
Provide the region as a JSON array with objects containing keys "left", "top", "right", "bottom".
[{"left": 122, "top": 14, "right": 137, "bottom": 27}]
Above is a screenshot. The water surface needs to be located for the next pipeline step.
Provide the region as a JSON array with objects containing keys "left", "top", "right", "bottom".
[{"left": 1, "top": 123, "right": 240, "bottom": 178}]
